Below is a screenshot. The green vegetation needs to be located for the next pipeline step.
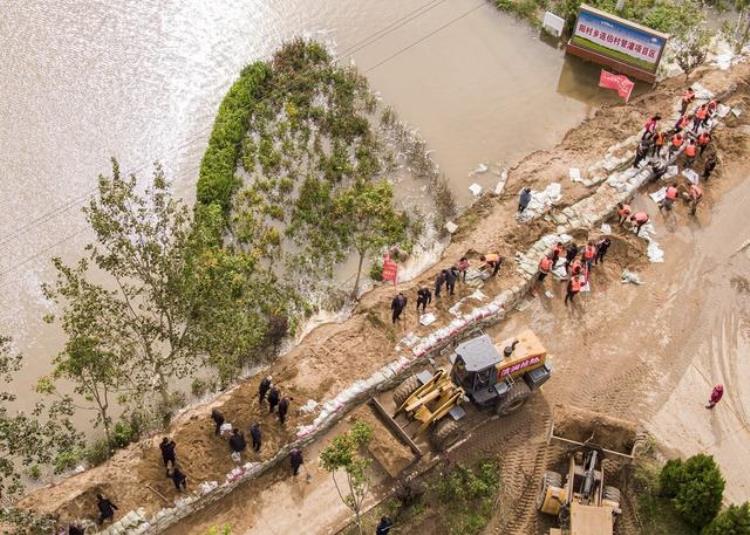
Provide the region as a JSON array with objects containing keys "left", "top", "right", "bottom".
[
  {"left": 320, "top": 421, "right": 374, "bottom": 535},
  {"left": 703, "top": 502, "right": 750, "bottom": 535},
  {"left": 495, "top": 0, "right": 548, "bottom": 25}
]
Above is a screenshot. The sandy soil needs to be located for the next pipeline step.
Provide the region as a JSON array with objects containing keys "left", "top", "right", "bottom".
[{"left": 18, "top": 63, "right": 750, "bottom": 534}]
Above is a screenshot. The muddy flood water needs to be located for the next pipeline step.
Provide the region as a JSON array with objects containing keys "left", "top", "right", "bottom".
[{"left": 1, "top": 0, "right": 626, "bottom": 416}]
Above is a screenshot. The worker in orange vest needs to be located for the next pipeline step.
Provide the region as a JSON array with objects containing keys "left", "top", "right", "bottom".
[
  {"left": 684, "top": 139, "right": 698, "bottom": 168},
  {"left": 680, "top": 87, "right": 695, "bottom": 115},
  {"left": 693, "top": 104, "right": 708, "bottom": 132},
  {"left": 630, "top": 212, "right": 649, "bottom": 236},
  {"left": 569, "top": 258, "right": 583, "bottom": 278},
  {"left": 550, "top": 241, "right": 564, "bottom": 268},
  {"left": 697, "top": 131, "right": 711, "bottom": 156},
  {"left": 651, "top": 130, "right": 666, "bottom": 157},
  {"left": 582, "top": 240, "right": 597, "bottom": 273},
  {"left": 616, "top": 202, "right": 632, "bottom": 225},
  {"left": 660, "top": 183, "right": 680, "bottom": 211},
  {"left": 673, "top": 114, "right": 691, "bottom": 133},
  {"left": 537, "top": 254, "right": 553, "bottom": 284},
  {"left": 688, "top": 184, "right": 703, "bottom": 215},
  {"left": 565, "top": 275, "right": 582, "bottom": 306},
  {"left": 669, "top": 132, "right": 684, "bottom": 157}
]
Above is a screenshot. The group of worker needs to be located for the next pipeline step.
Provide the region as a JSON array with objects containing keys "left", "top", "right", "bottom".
[{"left": 391, "top": 253, "right": 503, "bottom": 323}]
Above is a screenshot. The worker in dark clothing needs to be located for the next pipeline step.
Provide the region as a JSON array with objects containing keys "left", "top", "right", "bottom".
[
  {"left": 376, "top": 516, "right": 394, "bottom": 535},
  {"left": 434, "top": 270, "right": 446, "bottom": 298},
  {"left": 210, "top": 408, "right": 225, "bottom": 436},
  {"left": 595, "top": 237, "right": 611, "bottom": 265},
  {"left": 290, "top": 448, "right": 304, "bottom": 476},
  {"left": 160, "top": 437, "right": 176, "bottom": 472},
  {"left": 169, "top": 466, "right": 187, "bottom": 492},
  {"left": 68, "top": 524, "right": 85, "bottom": 535},
  {"left": 416, "top": 287, "right": 432, "bottom": 313},
  {"left": 278, "top": 396, "right": 291, "bottom": 425},
  {"left": 268, "top": 386, "right": 280, "bottom": 413},
  {"left": 564, "top": 243, "right": 578, "bottom": 271},
  {"left": 96, "top": 494, "right": 117, "bottom": 524},
  {"left": 250, "top": 422, "right": 262, "bottom": 452},
  {"left": 258, "top": 375, "right": 272, "bottom": 406},
  {"left": 390, "top": 292, "right": 407, "bottom": 323},
  {"left": 444, "top": 268, "right": 456, "bottom": 296},
  {"left": 229, "top": 428, "right": 247, "bottom": 456},
  {"left": 633, "top": 140, "right": 649, "bottom": 168},
  {"left": 703, "top": 154, "right": 717, "bottom": 181},
  {"left": 518, "top": 187, "right": 532, "bottom": 213}
]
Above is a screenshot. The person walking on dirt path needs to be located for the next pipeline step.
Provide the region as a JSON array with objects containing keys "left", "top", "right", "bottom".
[
  {"left": 697, "top": 131, "right": 711, "bottom": 157},
  {"left": 391, "top": 292, "right": 407, "bottom": 323},
  {"left": 660, "top": 183, "right": 679, "bottom": 212},
  {"left": 444, "top": 268, "right": 457, "bottom": 296},
  {"left": 278, "top": 396, "right": 291, "bottom": 425},
  {"left": 565, "top": 275, "right": 582, "bottom": 306},
  {"left": 595, "top": 237, "right": 611, "bottom": 265},
  {"left": 683, "top": 139, "right": 698, "bottom": 168},
  {"left": 537, "top": 254, "right": 553, "bottom": 284},
  {"left": 250, "top": 422, "right": 262, "bottom": 452},
  {"left": 210, "top": 408, "right": 225, "bottom": 436},
  {"left": 551, "top": 242, "right": 564, "bottom": 268},
  {"left": 703, "top": 154, "right": 718, "bottom": 181},
  {"left": 229, "top": 428, "right": 247, "bottom": 462},
  {"left": 159, "top": 437, "right": 176, "bottom": 473},
  {"left": 96, "top": 494, "right": 117, "bottom": 524},
  {"left": 259, "top": 375, "right": 272, "bottom": 406},
  {"left": 456, "top": 256, "right": 470, "bottom": 283},
  {"left": 688, "top": 184, "right": 704, "bottom": 215},
  {"left": 268, "top": 386, "right": 280, "bottom": 414},
  {"left": 617, "top": 203, "right": 632, "bottom": 225},
  {"left": 564, "top": 243, "right": 578, "bottom": 271},
  {"left": 169, "top": 466, "right": 187, "bottom": 492},
  {"left": 669, "top": 132, "right": 684, "bottom": 158},
  {"left": 642, "top": 114, "right": 661, "bottom": 139},
  {"left": 630, "top": 212, "right": 650, "bottom": 236},
  {"left": 434, "top": 270, "right": 446, "bottom": 298},
  {"left": 480, "top": 253, "right": 503, "bottom": 277},
  {"left": 416, "top": 287, "right": 432, "bottom": 313},
  {"left": 376, "top": 516, "right": 394, "bottom": 535},
  {"left": 633, "top": 139, "right": 649, "bottom": 168},
  {"left": 582, "top": 240, "right": 596, "bottom": 273},
  {"left": 518, "top": 187, "right": 532, "bottom": 213},
  {"left": 706, "top": 384, "right": 724, "bottom": 408},
  {"left": 680, "top": 87, "right": 695, "bottom": 115},
  {"left": 290, "top": 448, "right": 304, "bottom": 476}
]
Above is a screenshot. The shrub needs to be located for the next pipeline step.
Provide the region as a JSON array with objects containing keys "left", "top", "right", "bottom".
[
  {"left": 702, "top": 502, "right": 750, "bottom": 535},
  {"left": 659, "top": 458, "right": 684, "bottom": 497},
  {"left": 369, "top": 260, "right": 383, "bottom": 282},
  {"left": 663, "top": 454, "right": 725, "bottom": 528},
  {"left": 84, "top": 439, "right": 111, "bottom": 467}
]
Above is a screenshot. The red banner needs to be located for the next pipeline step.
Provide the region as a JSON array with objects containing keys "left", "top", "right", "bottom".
[
  {"left": 381, "top": 255, "right": 398, "bottom": 285},
  {"left": 598, "top": 69, "right": 635, "bottom": 102}
]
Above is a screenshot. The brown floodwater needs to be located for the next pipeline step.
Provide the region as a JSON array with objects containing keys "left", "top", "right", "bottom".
[{"left": 0, "top": 0, "right": 619, "bottom": 418}]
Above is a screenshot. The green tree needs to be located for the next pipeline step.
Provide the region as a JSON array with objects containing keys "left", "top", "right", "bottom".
[
  {"left": 319, "top": 421, "right": 374, "bottom": 535},
  {"left": 702, "top": 502, "right": 750, "bottom": 535},
  {"left": 0, "top": 336, "right": 82, "bottom": 505},
  {"left": 674, "top": 27, "right": 712, "bottom": 79},
  {"left": 723, "top": 0, "right": 750, "bottom": 53},
  {"left": 660, "top": 454, "right": 725, "bottom": 528},
  {"left": 333, "top": 180, "right": 409, "bottom": 297}
]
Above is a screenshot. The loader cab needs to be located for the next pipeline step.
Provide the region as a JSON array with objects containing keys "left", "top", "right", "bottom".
[{"left": 450, "top": 335, "right": 504, "bottom": 406}]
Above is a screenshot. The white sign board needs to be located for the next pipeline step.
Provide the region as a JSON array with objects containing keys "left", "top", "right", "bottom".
[{"left": 543, "top": 11, "right": 565, "bottom": 37}]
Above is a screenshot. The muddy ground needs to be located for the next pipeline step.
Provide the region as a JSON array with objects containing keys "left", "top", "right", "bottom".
[{"left": 18, "top": 63, "right": 750, "bottom": 534}]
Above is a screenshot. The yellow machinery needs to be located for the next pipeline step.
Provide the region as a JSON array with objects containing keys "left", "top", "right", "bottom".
[
  {"left": 376, "top": 329, "right": 552, "bottom": 451},
  {"left": 536, "top": 406, "right": 639, "bottom": 535}
]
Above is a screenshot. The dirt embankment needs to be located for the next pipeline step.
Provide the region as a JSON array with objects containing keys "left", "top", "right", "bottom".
[{"left": 18, "top": 62, "right": 750, "bottom": 530}]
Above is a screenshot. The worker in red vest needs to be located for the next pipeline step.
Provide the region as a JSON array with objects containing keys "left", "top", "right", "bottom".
[
  {"left": 660, "top": 183, "right": 680, "bottom": 211},
  {"left": 642, "top": 114, "right": 661, "bottom": 139},
  {"left": 569, "top": 258, "right": 583, "bottom": 278},
  {"left": 550, "top": 241, "right": 565, "bottom": 268},
  {"left": 616, "top": 202, "right": 632, "bottom": 225},
  {"left": 630, "top": 212, "right": 650, "bottom": 236},
  {"left": 697, "top": 131, "right": 711, "bottom": 156},
  {"left": 565, "top": 275, "right": 582, "bottom": 306},
  {"left": 688, "top": 184, "right": 703, "bottom": 215},
  {"left": 693, "top": 104, "right": 708, "bottom": 132},
  {"left": 680, "top": 87, "right": 695, "bottom": 115},
  {"left": 684, "top": 139, "right": 698, "bottom": 168},
  {"left": 537, "top": 254, "right": 553, "bottom": 283},
  {"left": 669, "top": 132, "right": 684, "bottom": 157},
  {"left": 706, "top": 384, "right": 724, "bottom": 409}
]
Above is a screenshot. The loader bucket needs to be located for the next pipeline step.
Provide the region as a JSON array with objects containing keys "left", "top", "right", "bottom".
[{"left": 547, "top": 404, "right": 638, "bottom": 460}]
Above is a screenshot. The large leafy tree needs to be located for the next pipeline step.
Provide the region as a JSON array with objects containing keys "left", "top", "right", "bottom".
[
  {"left": 660, "top": 453, "right": 725, "bottom": 529},
  {"left": 43, "top": 160, "right": 289, "bottom": 419},
  {"left": 702, "top": 502, "right": 750, "bottom": 535},
  {"left": 0, "top": 336, "right": 82, "bottom": 502}
]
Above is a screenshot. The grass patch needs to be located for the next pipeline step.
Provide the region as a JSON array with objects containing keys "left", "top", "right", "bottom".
[{"left": 494, "top": 0, "right": 545, "bottom": 25}]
